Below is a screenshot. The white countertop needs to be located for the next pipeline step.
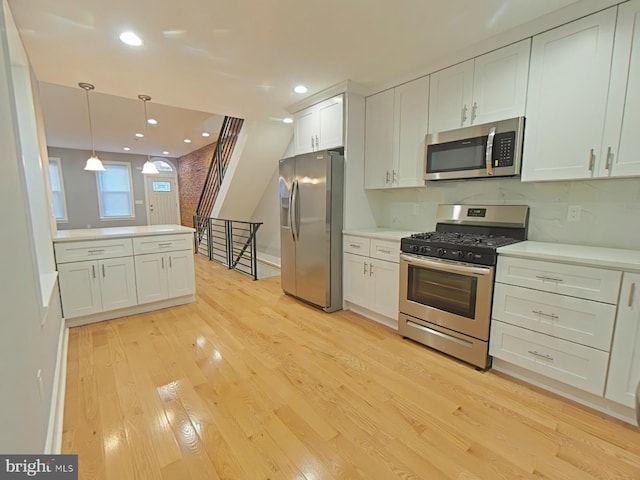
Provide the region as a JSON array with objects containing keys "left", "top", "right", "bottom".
[
  {"left": 343, "top": 227, "right": 417, "bottom": 241},
  {"left": 53, "top": 224, "right": 195, "bottom": 243},
  {"left": 497, "top": 241, "right": 640, "bottom": 272}
]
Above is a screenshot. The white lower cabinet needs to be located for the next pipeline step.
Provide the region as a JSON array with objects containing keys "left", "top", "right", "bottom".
[
  {"left": 605, "top": 272, "right": 640, "bottom": 408},
  {"left": 57, "top": 257, "right": 137, "bottom": 318},
  {"left": 490, "top": 320, "right": 609, "bottom": 395},
  {"left": 344, "top": 253, "right": 399, "bottom": 320},
  {"left": 135, "top": 251, "right": 195, "bottom": 304}
]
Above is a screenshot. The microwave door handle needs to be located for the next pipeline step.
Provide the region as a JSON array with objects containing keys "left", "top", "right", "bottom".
[{"left": 485, "top": 127, "right": 496, "bottom": 176}]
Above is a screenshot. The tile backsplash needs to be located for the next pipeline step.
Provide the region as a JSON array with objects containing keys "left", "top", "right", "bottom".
[{"left": 367, "top": 177, "right": 640, "bottom": 250}]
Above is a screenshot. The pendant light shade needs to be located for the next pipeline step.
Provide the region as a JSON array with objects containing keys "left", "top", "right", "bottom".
[
  {"left": 79, "top": 83, "right": 105, "bottom": 171},
  {"left": 138, "top": 94, "right": 159, "bottom": 175}
]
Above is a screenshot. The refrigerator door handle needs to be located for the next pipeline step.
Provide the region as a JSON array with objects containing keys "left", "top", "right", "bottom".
[
  {"left": 288, "top": 181, "right": 295, "bottom": 242},
  {"left": 291, "top": 179, "right": 300, "bottom": 241}
]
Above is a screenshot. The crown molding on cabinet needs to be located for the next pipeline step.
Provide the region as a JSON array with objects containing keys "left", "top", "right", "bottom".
[{"left": 286, "top": 80, "right": 367, "bottom": 114}]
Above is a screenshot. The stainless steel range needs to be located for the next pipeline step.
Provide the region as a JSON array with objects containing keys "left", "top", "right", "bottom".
[{"left": 399, "top": 204, "right": 529, "bottom": 369}]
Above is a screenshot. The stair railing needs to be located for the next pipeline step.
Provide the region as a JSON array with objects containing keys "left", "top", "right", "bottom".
[
  {"left": 194, "top": 116, "right": 244, "bottom": 246},
  {"left": 193, "top": 215, "right": 262, "bottom": 280}
]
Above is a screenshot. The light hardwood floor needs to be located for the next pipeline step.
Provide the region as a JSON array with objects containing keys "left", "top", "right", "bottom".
[{"left": 63, "top": 254, "right": 640, "bottom": 479}]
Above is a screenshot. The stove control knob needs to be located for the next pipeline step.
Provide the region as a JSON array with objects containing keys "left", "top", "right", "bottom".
[
  {"left": 466, "top": 252, "right": 475, "bottom": 261},
  {"left": 437, "top": 248, "right": 445, "bottom": 256},
  {"left": 420, "top": 246, "right": 428, "bottom": 253},
  {"left": 453, "top": 250, "right": 464, "bottom": 260}
]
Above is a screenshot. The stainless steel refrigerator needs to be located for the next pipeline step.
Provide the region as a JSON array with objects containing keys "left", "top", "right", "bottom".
[{"left": 279, "top": 150, "right": 344, "bottom": 312}]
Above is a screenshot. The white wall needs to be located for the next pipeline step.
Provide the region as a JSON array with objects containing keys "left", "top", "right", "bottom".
[{"left": 0, "top": 0, "right": 63, "bottom": 453}]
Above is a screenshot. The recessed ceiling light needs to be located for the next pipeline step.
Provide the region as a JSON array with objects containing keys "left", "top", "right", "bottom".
[
  {"left": 184, "top": 138, "right": 192, "bottom": 143},
  {"left": 162, "top": 151, "right": 169, "bottom": 155},
  {"left": 201, "top": 132, "right": 210, "bottom": 137},
  {"left": 120, "top": 31, "right": 143, "bottom": 47},
  {"left": 123, "top": 147, "right": 131, "bottom": 151},
  {"left": 135, "top": 133, "right": 144, "bottom": 138},
  {"left": 147, "top": 118, "right": 158, "bottom": 125},
  {"left": 283, "top": 117, "right": 293, "bottom": 124},
  {"left": 293, "top": 85, "right": 308, "bottom": 94}
]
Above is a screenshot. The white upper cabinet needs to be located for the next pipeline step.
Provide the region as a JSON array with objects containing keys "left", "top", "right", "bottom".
[
  {"left": 364, "top": 76, "right": 429, "bottom": 189},
  {"left": 522, "top": 8, "right": 617, "bottom": 181},
  {"left": 428, "top": 60, "right": 473, "bottom": 134},
  {"left": 293, "top": 95, "right": 344, "bottom": 155},
  {"left": 428, "top": 39, "right": 530, "bottom": 133},
  {"left": 601, "top": 0, "right": 640, "bottom": 179}
]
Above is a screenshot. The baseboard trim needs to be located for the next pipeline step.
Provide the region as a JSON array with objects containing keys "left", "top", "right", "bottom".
[
  {"left": 44, "top": 326, "right": 69, "bottom": 454},
  {"left": 65, "top": 295, "right": 196, "bottom": 328}
]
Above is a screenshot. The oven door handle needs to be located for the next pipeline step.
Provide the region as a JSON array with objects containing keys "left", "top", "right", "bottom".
[{"left": 400, "top": 254, "right": 493, "bottom": 277}]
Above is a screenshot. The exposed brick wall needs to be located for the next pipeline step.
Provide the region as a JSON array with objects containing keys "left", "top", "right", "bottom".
[{"left": 178, "top": 142, "right": 217, "bottom": 227}]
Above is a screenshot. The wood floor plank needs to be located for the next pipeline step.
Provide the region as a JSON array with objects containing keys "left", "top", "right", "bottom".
[{"left": 63, "top": 255, "right": 640, "bottom": 480}]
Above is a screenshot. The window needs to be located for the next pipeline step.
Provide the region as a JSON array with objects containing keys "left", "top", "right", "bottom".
[
  {"left": 48, "top": 157, "right": 67, "bottom": 222},
  {"left": 151, "top": 181, "right": 171, "bottom": 192},
  {"left": 152, "top": 159, "right": 174, "bottom": 172},
  {"left": 96, "top": 162, "right": 135, "bottom": 219}
]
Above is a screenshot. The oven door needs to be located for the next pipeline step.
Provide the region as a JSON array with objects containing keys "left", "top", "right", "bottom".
[{"left": 399, "top": 254, "right": 494, "bottom": 340}]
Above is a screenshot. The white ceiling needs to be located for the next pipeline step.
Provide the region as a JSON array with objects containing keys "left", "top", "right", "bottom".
[{"left": 8, "top": 0, "right": 583, "bottom": 155}]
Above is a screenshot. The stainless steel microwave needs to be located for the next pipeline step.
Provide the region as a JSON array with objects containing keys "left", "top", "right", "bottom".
[{"left": 424, "top": 116, "right": 525, "bottom": 181}]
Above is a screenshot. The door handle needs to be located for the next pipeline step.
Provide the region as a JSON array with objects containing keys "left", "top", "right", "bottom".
[
  {"left": 470, "top": 102, "right": 478, "bottom": 124},
  {"left": 169, "top": 256, "right": 172, "bottom": 268},
  {"left": 363, "top": 261, "right": 368, "bottom": 275},
  {"left": 92, "top": 265, "right": 96, "bottom": 279},
  {"left": 588, "top": 149, "right": 595, "bottom": 171},
  {"left": 461, "top": 104, "right": 468, "bottom": 126},
  {"left": 605, "top": 147, "right": 613, "bottom": 171},
  {"left": 102, "top": 264, "right": 105, "bottom": 277},
  {"left": 485, "top": 126, "right": 496, "bottom": 176},
  {"left": 288, "top": 182, "right": 295, "bottom": 242},
  {"left": 161, "top": 257, "right": 165, "bottom": 269},
  {"left": 369, "top": 263, "right": 374, "bottom": 276},
  {"left": 291, "top": 180, "right": 300, "bottom": 241},
  {"left": 629, "top": 283, "right": 636, "bottom": 307}
]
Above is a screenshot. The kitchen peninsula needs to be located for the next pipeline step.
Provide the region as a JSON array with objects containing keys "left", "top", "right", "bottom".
[{"left": 53, "top": 225, "right": 196, "bottom": 327}]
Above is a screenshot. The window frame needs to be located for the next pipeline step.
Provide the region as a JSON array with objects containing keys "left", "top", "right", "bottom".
[
  {"left": 48, "top": 157, "right": 68, "bottom": 223},
  {"left": 96, "top": 161, "right": 136, "bottom": 220}
]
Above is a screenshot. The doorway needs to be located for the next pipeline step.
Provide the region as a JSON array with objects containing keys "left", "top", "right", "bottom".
[{"left": 144, "top": 159, "right": 180, "bottom": 225}]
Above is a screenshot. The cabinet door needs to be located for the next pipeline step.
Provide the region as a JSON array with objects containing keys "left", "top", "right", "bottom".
[
  {"left": 167, "top": 251, "right": 196, "bottom": 298},
  {"left": 522, "top": 8, "right": 616, "bottom": 181},
  {"left": 395, "top": 76, "right": 429, "bottom": 187},
  {"left": 294, "top": 107, "right": 317, "bottom": 155},
  {"left": 428, "top": 59, "right": 474, "bottom": 133},
  {"left": 343, "top": 253, "right": 369, "bottom": 306},
  {"left": 134, "top": 253, "right": 169, "bottom": 304},
  {"left": 601, "top": 0, "right": 640, "bottom": 178},
  {"left": 57, "top": 261, "right": 102, "bottom": 318},
  {"left": 606, "top": 273, "right": 640, "bottom": 408},
  {"left": 369, "top": 258, "right": 400, "bottom": 320},
  {"left": 317, "top": 96, "right": 344, "bottom": 151},
  {"left": 472, "top": 39, "right": 530, "bottom": 125},
  {"left": 364, "top": 89, "right": 395, "bottom": 189},
  {"left": 99, "top": 257, "right": 137, "bottom": 311}
]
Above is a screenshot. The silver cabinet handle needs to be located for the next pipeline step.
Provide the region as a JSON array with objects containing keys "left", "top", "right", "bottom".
[
  {"left": 532, "top": 310, "right": 558, "bottom": 320},
  {"left": 315, "top": 135, "right": 319, "bottom": 149},
  {"left": 605, "top": 146, "right": 613, "bottom": 170},
  {"left": 588, "top": 148, "right": 595, "bottom": 171},
  {"left": 461, "top": 104, "right": 468, "bottom": 126},
  {"left": 471, "top": 102, "right": 478, "bottom": 124},
  {"left": 102, "top": 264, "right": 105, "bottom": 277},
  {"left": 392, "top": 170, "right": 397, "bottom": 184},
  {"left": 369, "top": 263, "right": 374, "bottom": 276},
  {"left": 92, "top": 265, "right": 96, "bottom": 279},
  {"left": 311, "top": 136, "right": 315, "bottom": 150},
  {"left": 485, "top": 126, "right": 496, "bottom": 176},
  {"left": 88, "top": 249, "right": 105, "bottom": 254},
  {"left": 378, "top": 248, "right": 391, "bottom": 254},
  {"left": 528, "top": 350, "right": 554, "bottom": 361},
  {"left": 363, "top": 261, "right": 368, "bottom": 275},
  {"left": 386, "top": 171, "right": 390, "bottom": 183},
  {"left": 629, "top": 283, "right": 636, "bottom": 307},
  {"left": 159, "top": 242, "right": 173, "bottom": 247},
  {"left": 161, "top": 257, "right": 165, "bottom": 269},
  {"left": 169, "top": 256, "right": 173, "bottom": 268},
  {"left": 349, "top": 244, "right": 361, "bottom": 249},
  {"left": 535, "top": 275, "right": 563, "bottom": 283}
]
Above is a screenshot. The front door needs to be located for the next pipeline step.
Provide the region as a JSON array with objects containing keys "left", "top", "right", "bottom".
[{"left": 145, "top": 175, "right": 180, "bottom": 225}]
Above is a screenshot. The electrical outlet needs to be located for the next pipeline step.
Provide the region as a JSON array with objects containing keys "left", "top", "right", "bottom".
[{"left": 567, "top": 205, "right": 581, "bottom": 222}]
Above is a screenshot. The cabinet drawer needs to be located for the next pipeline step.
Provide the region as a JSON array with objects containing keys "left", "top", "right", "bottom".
[
  {"left": 490, "top": 321, "right": 609, "bottom": 395},
  {"left": 132, "top": 234, "right": 192, "bottom": 255},
  {"left": 496, "top": 256, "right": 621, "bottom": 303},
  {"left": 343, "top": 235, "right": 370, "bottom": 256},
  {"left": 492, "top": 283, "right": 616, "bottom": 351},
  {"left": 55, "top": 238, "right": 133, "bottom": 263},
  {"left": 370, "top": 239, "right": 400, "bottom": 263}
]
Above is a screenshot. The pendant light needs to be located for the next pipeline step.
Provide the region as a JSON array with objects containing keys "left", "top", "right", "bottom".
[
  {"left": 79, "top": 82, "right": 105, "bottom": 171},
  {"left": 138, "top": 94, "right": 159, "bottom": 175}
]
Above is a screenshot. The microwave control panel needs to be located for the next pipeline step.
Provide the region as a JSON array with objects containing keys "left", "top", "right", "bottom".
[{"left": 493, "top": 132, "right": 516, "bottom": 167}]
